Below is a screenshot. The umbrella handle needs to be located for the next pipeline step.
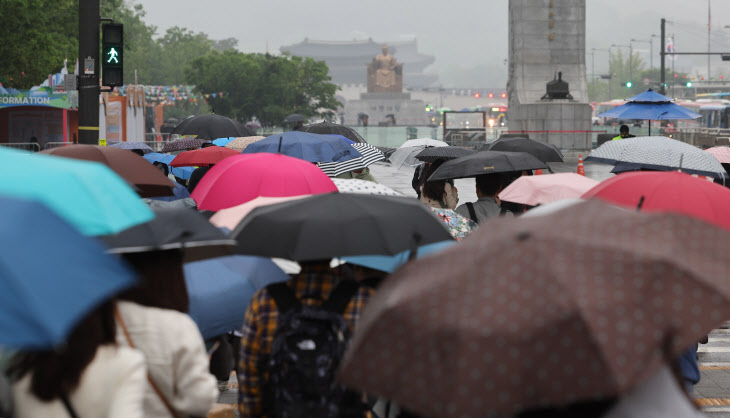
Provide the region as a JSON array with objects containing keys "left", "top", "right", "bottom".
[
  {"left": 278, "top": 136, "right": 283, "bottom": 153},
  {"left": 637, "top": 196, "right": 645, "bottom": 211},
  {"left": 408, "top": 233, "right": 423, "bottom": 261}
]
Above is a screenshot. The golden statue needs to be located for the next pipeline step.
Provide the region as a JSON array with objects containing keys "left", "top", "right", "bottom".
[{"left": 367, "top": 44, "right": 403, "bottom": 93}]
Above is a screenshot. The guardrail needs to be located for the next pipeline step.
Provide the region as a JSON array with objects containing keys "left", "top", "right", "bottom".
[{"left": 0, "top": 142, "right": 41, "bottom": 152}]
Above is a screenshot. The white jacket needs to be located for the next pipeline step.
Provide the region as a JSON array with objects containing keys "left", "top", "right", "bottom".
[
  {"left": 12, "top": 345, "right": 146, "bottom": 418},
  {"left": 116, "top": 301, "right": 218, "bottom": 418}
]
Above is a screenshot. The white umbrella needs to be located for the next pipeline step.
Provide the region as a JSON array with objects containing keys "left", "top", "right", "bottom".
[
  {"left": 332, "top": 178, "right": 402, "bottom": 196},
  {"left": 389, "top": 139, "right": 448, "bottom": 170}
]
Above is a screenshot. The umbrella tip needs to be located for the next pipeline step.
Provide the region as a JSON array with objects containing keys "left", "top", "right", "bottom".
[{"left": 278, "top": 136, "right": 283, "bottom": 153}]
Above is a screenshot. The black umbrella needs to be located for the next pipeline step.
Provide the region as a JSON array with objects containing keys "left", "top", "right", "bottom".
[
  {"left": 282, "top": 113, "right": 308, "bottom": 123},
  {"left": 170, "top": 114, "right": 254, "bottom": 140},
  {"left": 231, "top": 194, "right": 454, "bottom": 262},
  {"left": 302, "top": 122, "right": 367, "bottom": 143},
  {"left": 481, "top": 137, "right": 564, "bottom": 163},
  {"left": 99, "top": 209, "right": 235, "bottom": 262},
  {"left": 427, "top": 151, "right": 548, "bottom": 181},
  {"left": 415, "top": 146, "right": 475, "bottom": 163}
]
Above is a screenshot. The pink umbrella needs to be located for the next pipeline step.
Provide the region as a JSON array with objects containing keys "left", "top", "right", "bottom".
[
  {"left": 498, "top": 173, "right": 599, "bottom": 206},
  {"left": 190, "top": 153, "right": 337, "bottom": 211},
  {"left": 706, "top": 146, "right": 730, "bottom": 164},
  {"left": 209, "top": 195, "right": 309, "bottom": 230}
]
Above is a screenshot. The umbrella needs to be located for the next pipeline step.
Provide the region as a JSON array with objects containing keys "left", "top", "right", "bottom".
[
  {"left": 245, "top": 121, "right": 262, "bottom": 130},
  {"left": 583, "top": 171, "right": 730, "bottom": 231},
  {"left": 414, "top": 146, "right": 475, "bottom": 163},
  {"left": 242, "top": 131, "right": 363, "bottom": 163},
  {"left": 108, "top": 141, "right": 154, "bottom": 155},
  {"left": 585, "top": 136, "right": 727, "bottom": 179},
  {"left": 212, "top": 137, "right": 236, "bottom": 147},
  {"left": 521, "top": 198, "right": 585, "bottom": 218},
  {"left": 332, "top": 178, "right": 402, "bottom": 196},
  {"left": 41, "top": 145, "right": 176, "bottom": 198},
  {"left": 597, "top": 89, "right": 701, "bottom": 135},
  {"left": 161, "top": 137, "right": 207, "bottom": 153},
  {"left": 485, "top": 137, "right": 564, "bottom": 163},
  {"left": 341, "top": 241, "right": 455, "bottom": 273},
  {"left": 184, "top": 255, "right": 288, "bottom": 339},
  {"left": 170, "top": 114, "right": 254, "bottom": 140},
  {"left": 232, "top": 194, "right": 454, "bottom": 261},
  {"left": 142, "top": 152, "right": 195, "bottom": 180},
  {"left": 302, "top": 121, "right": 367, "bottom": 143},
  {"left": 224, "top": 136, "right": 266, "bottom": 152},
  {"left": 169, "top": 146, "right": 240, "bottom": 167},
  {"left": 400, "top": 138, "right": 448, "bottom": 148},
  {"left": 498, "top": 173, "right": 599, "bottom": 206},
  {"left": 190, "top": 153, "right": 338, "bottom": 211},
  {"left": 389, "top": 139, "right": 448, "bottom": 169},
  {"left": 0, "top": 196, "right": 136, "bottom": 348},
  {"left": 316, "top": 142, "right": 385, "bottom": 177},
  {"left": 338, "top": 199, "right": 730, "bottom": 417},
  {"left": 208, "top": 196, "right": 310, "bottom": 231},
  {"left": 99, "top": 208, "right": 235, "bottom": 262},
  {"left": 282, "top": 113, "right": 308, "bottom": 123},
  {"left": 427, "top": 151, "right": 548, "bottom": 181},
  {"left": 0, "top": 147, "right": 153, "bottom": 235},
  {"left": 706, "top": 146, "right": 730, "bottom": 163}
]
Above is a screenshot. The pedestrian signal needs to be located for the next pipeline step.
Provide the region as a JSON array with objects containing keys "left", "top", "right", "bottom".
[
  {"left": 102, "top": 23, "right": 124, "bottom": 87},
  {"left": 686, "top": 82, "right": 693, "bottom": 87},
  {"left": 625, "top": 81, "right": 633, "bottom": 88}
]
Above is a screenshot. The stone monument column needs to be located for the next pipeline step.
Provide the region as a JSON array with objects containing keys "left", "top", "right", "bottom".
[{"left": 507, "top": 0, "right": 592, "bottom": 150}]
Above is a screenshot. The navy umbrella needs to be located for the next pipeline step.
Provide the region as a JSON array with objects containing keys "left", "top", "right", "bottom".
[
  {"left": 184, "top": 255, "right": 288, "bottom": 339},
  {"left": 242, "top": 131, "right": 363, "bottom": 163},
  {"left": 0, "top": 196, "right": 136, "bottom": 348},
  {"left": 597, "top": 89, "right": 701, "bottom": 135}
]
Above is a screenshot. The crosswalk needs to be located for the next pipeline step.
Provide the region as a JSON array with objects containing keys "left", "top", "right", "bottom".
[{"left": 696, "top": 324, "right": 730, "bottom": 415}]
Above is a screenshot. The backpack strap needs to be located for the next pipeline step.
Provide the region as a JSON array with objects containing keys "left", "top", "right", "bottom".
[
  {"left": 466, "top": 202, "right": 478, "bottom": 224},
  {"left": 323, "top": 280, "right": 362, "bottom": 315},
  {"left": 266, "top": 282, "right": 301, "bottom": 314}
]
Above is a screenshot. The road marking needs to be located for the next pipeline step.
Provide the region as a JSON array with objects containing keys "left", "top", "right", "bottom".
[
  {"left": 696, "top": 398, "right": 730, "bottom": 406},
  {"left": 700, "top": 365, "right": 730, "bottom": 370},
  {"left": 699, "top": 347, "right": 730, "bottom": 352}
]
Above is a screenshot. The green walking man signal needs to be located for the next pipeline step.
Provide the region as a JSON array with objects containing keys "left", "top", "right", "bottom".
[
  {"left": 106, "top": 48, "right": 119, "bottom": 64},
  {"left": 102, "top": 23, "right": 124, "bottom": 87}
]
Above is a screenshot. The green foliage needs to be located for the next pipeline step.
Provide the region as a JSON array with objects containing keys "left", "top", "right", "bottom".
[
  {"left": 163, "top": 99, "right": 211, "bottom": 121},
  {"left": 186, "top": 51, "right": 340, "bottom": 126}
]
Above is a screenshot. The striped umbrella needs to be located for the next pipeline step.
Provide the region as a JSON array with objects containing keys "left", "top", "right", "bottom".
[
  {"left": 317, "top": 143, "right": 385, "bottom": 177},
  {"left": 162, "top": 138, "right": 206, "bottom": 153}
]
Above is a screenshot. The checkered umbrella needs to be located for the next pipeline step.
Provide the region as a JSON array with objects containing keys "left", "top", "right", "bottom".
[
  {"left": 316, "top": 143, "right": 385, "bottom": 177},
  {"left": 161, "top": 138, "right": 206, "bottom": 153}
]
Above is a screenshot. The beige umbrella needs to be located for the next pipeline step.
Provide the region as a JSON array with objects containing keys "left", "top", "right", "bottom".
[{"left": 224, "top": 136, "right": 266, "bottom": 152}]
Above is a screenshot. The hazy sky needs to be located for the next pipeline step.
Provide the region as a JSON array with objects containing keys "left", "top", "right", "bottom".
[{"left": 139, "top": 0, "right": 730, "bottom": 86}]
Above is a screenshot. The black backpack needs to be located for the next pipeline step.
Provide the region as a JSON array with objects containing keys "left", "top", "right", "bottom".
[{"left": 262, "top": 280, "right": 367, "bottom": 418}]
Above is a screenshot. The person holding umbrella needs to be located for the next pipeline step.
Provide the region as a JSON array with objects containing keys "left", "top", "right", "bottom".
[
  {"left": 419, "top": 161, "right": 475, "bottom": 240},
  {"left": 454, "top": 173, "right": 511, "bottom": 224}
]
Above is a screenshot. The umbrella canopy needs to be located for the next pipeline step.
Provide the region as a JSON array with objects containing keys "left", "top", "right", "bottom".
[
  {"left": 485, "top": 137, "right": 564, "bottom": 163},
  {"left": 332, "top": 178, "right": 402, "bottom": 196},
  {"left": 223, "top": 136, "right": 266, "bottom": 152},
  {"left": 338, "top": 199, "right": 730, "bottom": 417},
  {"left": 414, "top": 146, "right": 475, "bottom": 163},
  {"left": 190, "top": 153, "right": 338, "bottom": 211},
  {"left": 41, "top": 145, "right": 176, "bottom": 197},
  {"left": 245, "top": 121, "right": 262, "bottom": 130},
  {"left": 498, "top": 173, "right": 599, "bottom": 206},
  {"left": 302, "top": 121, "right": 367, "bottom": 143},
  {"left": 282, "top": 113, "right": 308, "bottom": 123},
  {"left": 0, "top": 147, "right": 153, "bottom": 235},
  {"left": 316, "top": 142, "right": 385, "bottom": 176},
  {"left": 212, "top": 137, "right": 236, "bottom": 147},
  {"left": 401, "top": 138, "right": 448, "bottom": 148},
  {"left": 169, "top": 114, "right": 254, "bottom": 140},
  {"left": 0, "top": 196, "right": 136, "bottom": 348},
  {"left": 169, "top": 146, "right": 240, "bottom": 167},
  {"left": 583, "top": 171, "right": 730, "bottom": 231},
  {"left": 428, "top": 150, "right": 548, "bottom": 181},
  {"left": 341, "top": 241, "right": 455, "bottom": 273},
  {"left": 706, "top": 146, "right": 730, "bottom": 164},
  {"left": 242, "top": 131, "right": 362, "bottom": 163},
  {"left": 99, "top": 208, "right": 235, "bottom": 262},
  {"left": 232, "top": 193, "right": 454, "bottom": 261},
  {"left": 208, "top": 195, "right": 309, "bottom": 231},
  {"left": 108, "top": 141, "right": 154, "bottom": 154},
  {"left": 389, "top": 141, "right": 449, "bottom": 169},
  {"left": 184, "top": 255, "right": 288, "bottom": 339},
  {"left": 585, "top": 136, "right": 727, "bottom": 179},
  {"left": 597, "top": 89, "right": 701, "bottom": 135},
  {"left": 142, "top": 152, "right": 195, "bottom": 180},
  {"left": 161, "top": 137, "right": 207, "bottom": 153}
]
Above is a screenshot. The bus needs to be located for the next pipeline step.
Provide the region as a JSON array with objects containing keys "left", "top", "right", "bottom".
[{"left": 594, "top": 100, "right": 626, "bottom": 126}]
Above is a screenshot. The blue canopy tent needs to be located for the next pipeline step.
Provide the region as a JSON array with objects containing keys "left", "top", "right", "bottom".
[{"left": 597, "top": 89, "right": 701, "bottom": 135}]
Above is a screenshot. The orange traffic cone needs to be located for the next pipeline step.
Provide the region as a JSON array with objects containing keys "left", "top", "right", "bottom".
[
  {"left": 534, "top": 169, "right": 543, "bottom": 175},
  {"left": 577, "top": 155, "right": 585, "bottom": 176}
]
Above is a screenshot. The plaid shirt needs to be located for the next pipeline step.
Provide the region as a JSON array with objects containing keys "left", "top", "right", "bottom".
[{"left": 238, "top": 265, "right": 374, "bottom": 417}]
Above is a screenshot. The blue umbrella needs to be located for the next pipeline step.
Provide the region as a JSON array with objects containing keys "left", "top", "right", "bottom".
[
  {"left": 242, "top": 131, "right": 363, "bottom": 163},
  {"left": 342, "top": 241, "right": 456, "bottom": 273},
  {"left": 184, "top": 255, "right": 288, "bottom": 339},
  {"left": 0, "top": 196, "right": 136, "bottom": 348},
  {"left": 212, "top": 137, "right": 236, "bottom": 146},
  {"left": 143, "top": 152, "right": 194, "bottom": 180},
  {"left": 597, "top": 89, "right": 701, "bottom": 135}
]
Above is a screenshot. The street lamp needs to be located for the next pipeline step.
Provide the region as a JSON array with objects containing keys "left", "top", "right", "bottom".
[{"left": 631, "top": 38, "right": 653, "bottom": 71}]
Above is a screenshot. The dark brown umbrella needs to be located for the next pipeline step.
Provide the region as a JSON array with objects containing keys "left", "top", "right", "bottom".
[
  {"left": 338, "top": 200, "right": 730, "bottom": 418},
  {"left": 41, "top": 145, "right": 175, "bottom": 197}
]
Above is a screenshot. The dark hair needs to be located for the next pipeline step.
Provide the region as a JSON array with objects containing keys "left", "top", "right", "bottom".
[
  {"left": 118, "top": 249, "right": 189, "bottom": 313},
  {"left": 475, "top": 173, "right": 502, "bottom": 196},
  {"left": 201, "top": 142, "right": 215, "bottom": 148},
  {"left": 421, "top": 159, "right": 449, "bottom": 201},
  {"left": 130, "top": 149, "right": 145, "bottom": 157},
  {"left": 7, "top": 301, "right": 117, "bottom": 401},
  {"left": 619, "top": 124, "right": 630, "bottom": 133},
  {"left": 153, "top": 161, "right": 169, "bottom": 177},
  {"left": 516, "top": 398, "right": 616, "bottom": 418}
]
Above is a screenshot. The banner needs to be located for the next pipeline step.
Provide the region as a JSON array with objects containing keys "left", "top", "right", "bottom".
[{"left": 0, "top": 87, "right": 74, "bottom": 109}]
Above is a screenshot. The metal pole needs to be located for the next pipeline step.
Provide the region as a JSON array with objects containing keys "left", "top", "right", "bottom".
[
  {"left": 591, "top": 49, "right": 595, "bottom": 94},
  {"left": 650, "top": 38, "right": 653, "bottom": 71},
  {"left": 708, "top": 0, "right": 712, "bottom": 80},
  {"left": 660, "top": 18, "right": 666, "bottom": 95},
  {"left": 629, "top": 44, "right": 633, "bottom": 82},
  {"left": 78, "top": 0, "right": 99, "bottom": 145},
  {"left": 608, "top": 47, "right": 613, "bottom": 99}
]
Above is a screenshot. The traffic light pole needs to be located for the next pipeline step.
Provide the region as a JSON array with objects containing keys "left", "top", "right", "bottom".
[{"left": 78, "top": 0, "right": 99, "bottom": 145}]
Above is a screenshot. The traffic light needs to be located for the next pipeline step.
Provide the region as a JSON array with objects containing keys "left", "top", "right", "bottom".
[
  {"left": 474, "top": 92, "right": 480, "bottom": 98},
  {"left": 102, "top": 23, "right": 124, "bottom": 87},
  {"left": 625, "top": 81, "right": 633, "bottom": 88},
  {"left": 488, "top": 93, "right": 494, "bottom": 98},
  {"left": 686, "top": 81, "right": 693, "bottom": 87}
]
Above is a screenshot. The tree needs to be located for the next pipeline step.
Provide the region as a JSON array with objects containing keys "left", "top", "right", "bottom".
[
  {"left": 213, "top": 38, "right": 238, "bottom": 52},
  {"left": 186, "top": 51, "right": 340, "bottom": 126}
]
